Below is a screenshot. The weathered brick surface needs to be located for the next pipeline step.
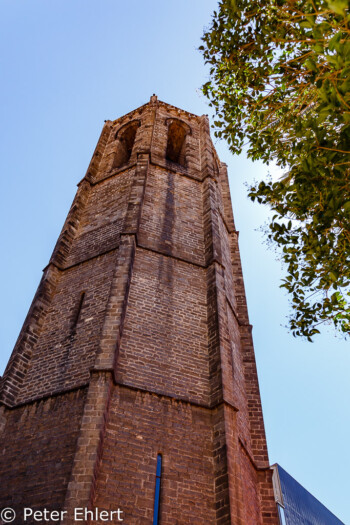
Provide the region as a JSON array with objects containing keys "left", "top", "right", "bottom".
[
  {"left": 93, "top": 385, "right": 216, "bottom": 525},
  {"left": 16, "top": 252, "right": 117, "bottom": 403},
  {"left": 219, "top": 214, "right": 237, "bottom": 312},
  {"left": 138, "top": 166, "right": 205, "bottom": 265},
  {"left": 65, "top": 170, "right": 133, "bottom": 267},
  {"left": 0, "top": 97, "right": 278, "bottom": 524},
  {"left": 116, "top": 248, "right": 210, "bottom": 405},
  {"left": 0, "top": 389, "right": 86, "bottom": 523},
  {"left": 238, "top": 444, "right": 263, "bottom": 525},
  {"left": 0, "top": 264, "right": 61, "bottom": 406},
  {"left": 61, "top": 372, "right": 113, "bottom": 524},
  {"left": 227, "top": 306, "right": 252, "bottom": 448}
]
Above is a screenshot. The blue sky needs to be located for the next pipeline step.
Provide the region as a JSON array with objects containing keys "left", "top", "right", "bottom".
[{"left": 1, "top": 1, "right": 349, "bottom": 523}]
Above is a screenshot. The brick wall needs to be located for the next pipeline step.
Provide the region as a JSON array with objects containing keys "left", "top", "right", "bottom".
[
  {"left": 116, "top": 248, "right": 209, "bottom": 405},
  {"left": 94, "top": 385, "right": 216, "bottom": 524},
  {"left": 66, "top": 170, "right": 133, "bottom": 266},
  {"left": 0, "top": 389, "right": 86, "bottom": 523},
  {"left": 16, "top": 252, "right": 117, "bottom": 403},
  {"left": 138, "top": 166, "right": 205, "bottom": 265}
]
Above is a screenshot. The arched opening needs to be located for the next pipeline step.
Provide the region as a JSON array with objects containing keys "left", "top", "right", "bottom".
[
  {"left": 166, "top": 120, "right": 189, "bottom": 167},
  {"left": 113, "top": 121, "right": 140, "bottom": 169}
]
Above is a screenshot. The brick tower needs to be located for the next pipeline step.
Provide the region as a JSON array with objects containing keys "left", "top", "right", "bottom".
[{"left": 0, "top": 97, "right": 278, "bottom": 524}]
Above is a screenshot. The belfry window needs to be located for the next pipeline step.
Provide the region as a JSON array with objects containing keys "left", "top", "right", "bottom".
[
  {"left": 153, "top": 454, "right": 162, "bottom": 525},
  {"left": 166, "top": 120, "right": 189, "bottom": 167},
  {"left": 113, "top": 121, "right": 139, "bottom": 169}
]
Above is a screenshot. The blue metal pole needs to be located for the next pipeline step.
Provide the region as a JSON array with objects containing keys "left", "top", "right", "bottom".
[{"left": 153, "top": 454, "right": 162, "bottom": 525}]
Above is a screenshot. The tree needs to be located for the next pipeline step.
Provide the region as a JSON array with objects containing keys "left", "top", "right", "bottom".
[{"left": 200, "top": 0, "right": 350, "bottom": 340}]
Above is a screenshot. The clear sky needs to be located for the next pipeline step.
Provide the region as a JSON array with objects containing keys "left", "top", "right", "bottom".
[{"left": 1, "top": 1, "right": 349, "bottom": 523}]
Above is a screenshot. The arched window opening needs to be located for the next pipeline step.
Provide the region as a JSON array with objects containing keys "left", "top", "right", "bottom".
[
  {"left": 166, "top": 120, "right": 189, "bottom": 167},
  {"left": 113, "top": 121, "right": 140, "bottom": 169}
]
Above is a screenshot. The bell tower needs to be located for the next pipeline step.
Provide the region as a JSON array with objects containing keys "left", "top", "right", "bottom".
[{"left": 0, "top": 96, "right": 278, "bottom": 524}]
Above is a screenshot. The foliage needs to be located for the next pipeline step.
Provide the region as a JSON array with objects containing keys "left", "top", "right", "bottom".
[{"left": 200, "top": 0, "right": 350, "bottom": 340}]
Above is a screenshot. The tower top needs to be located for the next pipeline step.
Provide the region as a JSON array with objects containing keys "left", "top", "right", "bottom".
[{"left": 107, "top": 96, "right": 203, "bottom": 129}]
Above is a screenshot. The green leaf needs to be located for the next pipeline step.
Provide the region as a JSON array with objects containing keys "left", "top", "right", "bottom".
[
  {"left": 328, "top": 31, "right": 342, "bottom": 52},
  {"left": 326, "top": 0, "right": 348, "bottom": 15}
]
